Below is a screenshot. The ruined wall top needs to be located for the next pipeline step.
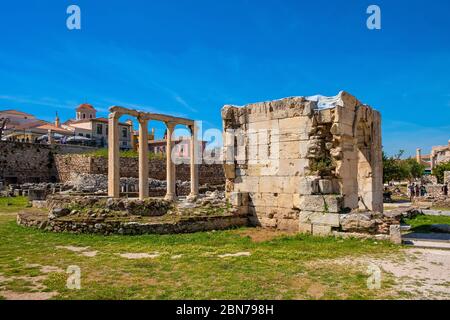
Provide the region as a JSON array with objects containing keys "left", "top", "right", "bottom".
[{"left": 222, "top": 91, "right": 379, "bottom": 130}]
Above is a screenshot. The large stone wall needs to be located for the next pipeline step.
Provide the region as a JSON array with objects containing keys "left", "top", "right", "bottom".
[
  {"left": 222, "top": 91, "right": 383, "bottom": 235},
  {"left": 54, "top": 154, "right": 225, "bottom": 185},
  {"left": 0, "top": 141, "right": 96, "bottom": 184}
]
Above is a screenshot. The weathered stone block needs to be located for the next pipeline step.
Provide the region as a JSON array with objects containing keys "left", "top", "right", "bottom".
[
  {"left": 300, "top": 212, "right": 340, "bottom": 227},
  {"left": 229, "top": 192, "right": 248, "bottom": 207},
  {"left": 259, "top": 176, "right": 283, "bottom": 193},
  {"left": 276, "top": 193, "right": 295, "bottom": 209},
  {"left": 278, "top": 219, "right": 299, "bottom": 232},
  {"left": 281, "top": 176, "right": 302, "bottom": 194},
  {"left": 278, "top": 116, "right": 310, "bottom": 130},
  {"left": 248, "top": 193, "right": 264, "bottom": 207},
  {"left": 318, "top": 108, "right": 334, "bottom": 124},
  {"left": 309, "top": 213, "right": 339, "bottom": 227},
  {"left": 223, "top": 164, "right": 235, "bottom": 179},
  {"left": 296, "top": 177, "right": 320, "bottom": 196},
  {"left": 312, "top": 224, "right": 332, "bottom": 236},
  {"left": 318, "top": 179, "right": 333, "bottom": 194},
  {"left": 299, "top": 222, "right": 312, "bottom": 234},
  {"left": 296, "top": 195, "right": 343, "bottom": 213},
  {"left": 259, "top": 217, "right": 277, "bottom": 228},
  {"left": 389, "top": 225, "right": 402, "bottom": 245},
  {"left": 277, "top": 159, "right": 305, "bottom": 177}
]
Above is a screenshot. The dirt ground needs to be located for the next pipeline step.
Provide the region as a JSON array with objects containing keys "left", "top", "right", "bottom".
[
  {"left": 236, "top": 228, "right": 298, "bottom": 242},
  {"left": 373, "top": 248, "right": 450, "bottom": 299},
  {"left": 325, "top": 247, "right": 450, "bottom": 300}
]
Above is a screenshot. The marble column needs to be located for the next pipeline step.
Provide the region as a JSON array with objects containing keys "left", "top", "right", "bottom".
[
  {"left": 188, "top": 123, "right": 199, "bottom": 201},
  {"left": 164, "top": 121, "right": 177, "bottom": 201},
  {"left": 108, "top": 112, "right": 120, "bottom": 198},
  {"left": 138, "top": 117, "right": 149, "bottom": 200}
]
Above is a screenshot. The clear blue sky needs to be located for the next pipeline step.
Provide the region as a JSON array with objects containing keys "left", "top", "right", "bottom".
[{"left": 0, "top": 0, "right": 449, "bottom": 156}]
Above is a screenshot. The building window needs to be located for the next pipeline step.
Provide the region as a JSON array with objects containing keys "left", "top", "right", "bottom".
[
  {"left": 122, "top": 128, "right": 128, "bottom": 138},
  {"left": 97, "top": 124, "right": 103, "bottom": 135},
  {"left": 79, "top": 133, "right": 84, "bottom": 136},
  {"left": 90, "top": 114, "right": 93, "bottom": 119},
  {"left": 82, "top": 114, "right": 86, "bottom": 119},
  {"left": 122, "top": 141, "right": 127, "bottom": 146},
  {"left": 86, "top": 134, "right": 91, "bottom": 138}
]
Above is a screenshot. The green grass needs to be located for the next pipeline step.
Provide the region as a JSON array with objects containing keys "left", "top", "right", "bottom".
[
  {"left": 0, "top": 196, "right": 30, "bottom": 213},
  {"left": 85, "top": 148, "right": 165, "bottom": 160},
  {"left": 404, "top": 215, "right": 450, "bottom": 233},
  {"left": 0, "top": 197, "right": 402, "bottom": 300}
]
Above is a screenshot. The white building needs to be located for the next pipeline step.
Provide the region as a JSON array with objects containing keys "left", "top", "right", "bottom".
[{"left": 63, "top": 104, "right": 132, "bottom": 149}]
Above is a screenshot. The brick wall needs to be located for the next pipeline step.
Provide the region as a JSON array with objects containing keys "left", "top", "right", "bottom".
[
  {"left": 54, "top": 154, "right": 225, "bottom": 185},
  {"left": 0, "top": 141, "right": 96, "bottom": 184}
]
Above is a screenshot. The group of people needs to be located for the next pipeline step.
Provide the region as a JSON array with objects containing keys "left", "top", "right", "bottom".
[{"left": 408, "top": 183, "right": 427, "bottom": 199}]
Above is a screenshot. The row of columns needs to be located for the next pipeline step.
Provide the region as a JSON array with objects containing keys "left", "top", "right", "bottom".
[{"left": 108, "top": 111, "right": 199, "bottom": 201}]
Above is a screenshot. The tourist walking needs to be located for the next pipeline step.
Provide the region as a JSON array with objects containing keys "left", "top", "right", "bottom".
[
  {"left": 420, "top": 185, "right": 427, "bottom": 197},
  {"left": 408, "top": 183, "right": 415, "bottom": 200}
]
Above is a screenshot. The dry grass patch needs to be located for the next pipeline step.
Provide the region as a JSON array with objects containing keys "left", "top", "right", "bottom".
[{"left": 234, "top": 228, "right": 297, "bottom": 243}]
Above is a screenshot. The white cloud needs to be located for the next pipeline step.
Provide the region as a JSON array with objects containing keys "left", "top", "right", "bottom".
[{"left": 0, "top": 95, "right": 75, "bottom": 110}]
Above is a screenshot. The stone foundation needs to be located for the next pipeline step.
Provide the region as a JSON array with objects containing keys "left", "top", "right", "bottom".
[
  {"left": 45, "top": 195, "right": 173, "bottom": 217},
  {"left": 18, "top": 192, "right": 249, "bottom": 235},
  {"left": 17, "top": 209, "right": 249, "bottom": 235}
]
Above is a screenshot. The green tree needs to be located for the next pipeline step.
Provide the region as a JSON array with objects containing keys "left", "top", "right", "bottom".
[
  {"left": 432, "top": 161, "right": 450, "bottom": 184},
  {"left": 404, "top": 158, "right": 425, "bottom": 181},
  {"left": 382, "top": 150, "right": 424, "bottom": 183}
]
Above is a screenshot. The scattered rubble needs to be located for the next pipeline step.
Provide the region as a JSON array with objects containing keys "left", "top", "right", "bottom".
[{"left": 340, "top": 207, "right": 423, "bottom": 235}]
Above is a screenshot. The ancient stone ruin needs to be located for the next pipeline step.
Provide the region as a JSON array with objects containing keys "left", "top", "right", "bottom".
[
  {"left": 222, "top": 91, "right": 383, "bottom": 236},
  {"left": 16, "top": 95, "right": 405, "bottom": 240},
  {"left": 107, "top": 106, "right": 199, "bottom": 202},
  {"left": 16, "top": 106, "right": 248, "bottom": 236}
]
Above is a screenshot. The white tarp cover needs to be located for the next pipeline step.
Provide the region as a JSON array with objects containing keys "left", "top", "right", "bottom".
[
  {"left": 306, "top": 92, "right": 344, "bottom": 110},
  {"left": 232, "top": 91, "right": 346, "bottom": 110}
]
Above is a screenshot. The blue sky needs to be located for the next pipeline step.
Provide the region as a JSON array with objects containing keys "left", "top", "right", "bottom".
[{"left": 0, "top": 0, "right": 449, "bottom": 156}]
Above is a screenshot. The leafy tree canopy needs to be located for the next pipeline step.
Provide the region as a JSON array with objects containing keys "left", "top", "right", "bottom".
[
  {"left": 383, "top": 150, "right": 425, "bottom": 183},
  {"left": 432, "top": 161, "right": 450, "bottom": 184}
]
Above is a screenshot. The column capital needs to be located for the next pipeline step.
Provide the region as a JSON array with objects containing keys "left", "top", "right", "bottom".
[
  {"left": 137, "top": 115, "right": 149, "bottom": 124},
  {"left": 109, "top": 111, "right": 123, "bottom": 120},
  {"left": 165, "top": 121, "right": 176, "bottom": 130},
  {"left": 137, "top": 112, "right": 152, "bottom": 123}
]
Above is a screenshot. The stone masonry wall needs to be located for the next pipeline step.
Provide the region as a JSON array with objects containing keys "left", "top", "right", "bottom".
[
  {"left": 54, "top": 154, "right": 225, "bottom": 185},
  {"left": 444, "top": 171, "right": 450, "bottom": 186},
  {"left": 0, "top": 141, "right": 96, "bottom": 184},
  {"left": 222, "top": 91, "right": 383, "bottom": 235}
]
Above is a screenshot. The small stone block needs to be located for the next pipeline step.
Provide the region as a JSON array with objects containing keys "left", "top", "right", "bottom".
[
  {"left": 389, "top": 225, "right": 402, "bottom": 245},
  {"left": 299, "top": 222, "right": 312, "bottom": 234},
  {"left": 312, "top": 224, "right": 332, "bottom": 236}
]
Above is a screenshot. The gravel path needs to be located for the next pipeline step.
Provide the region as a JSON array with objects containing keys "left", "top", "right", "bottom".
[{"left": 366, "top": 248, "right": 450, "bottom": 299}]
